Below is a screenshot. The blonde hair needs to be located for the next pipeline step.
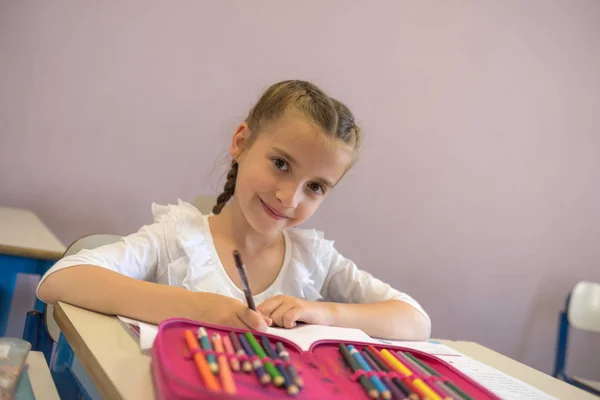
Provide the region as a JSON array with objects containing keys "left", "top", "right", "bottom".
[{"left": 213, "top": 80, "right": 361, "bottom": 214}]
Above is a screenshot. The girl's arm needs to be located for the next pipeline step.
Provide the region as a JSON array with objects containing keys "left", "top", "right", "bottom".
[
  {"left": 258, "top": 242, "right": 431, "bottom": 340},
  {"left": 258, "top": 295, "right": 430, "bottom": 341},
  {"left": 320, "top": 249, "right": 432, "bottom": 340},
  {"left": 39, "top": 265, "right": 270, "bottom": 330},
  {"left": 327, "top": 299, "right": 430, "bottom": 340},
  {"left": 37, "top": 202, "right": 270, "bottom": 330},
  {"left": 39, "top": 265, "right": 198, "bottom": 324}
]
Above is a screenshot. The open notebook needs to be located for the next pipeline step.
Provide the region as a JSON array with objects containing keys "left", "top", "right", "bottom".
[
  {"left": 118, "top": 316, "right": 557, "bottom": 400},
  {"left": 118, "top": 316, "right": 371, "bottom": 352}
]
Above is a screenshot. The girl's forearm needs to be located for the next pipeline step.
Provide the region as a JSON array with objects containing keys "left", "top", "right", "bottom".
[
  {"left": 328, "top": 300, "right": 431, "bottom": 340},
  {"left": 38, "top": 265, "right": 198, "bottom": 324}
]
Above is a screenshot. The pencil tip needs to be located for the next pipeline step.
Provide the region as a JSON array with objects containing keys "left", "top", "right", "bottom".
[{"left": 288, "top": 385, "right": 299, "bottom": 396}]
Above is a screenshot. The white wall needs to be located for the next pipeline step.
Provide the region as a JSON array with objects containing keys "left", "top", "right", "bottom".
[{"left": 1, "top": 0, "right": 599, "bottom": 377}]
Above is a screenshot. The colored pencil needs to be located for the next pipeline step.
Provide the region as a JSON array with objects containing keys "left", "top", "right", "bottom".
[
  {"left": 212, "top": 334, "right": 237, "bottom": 394},
  {"left": 444, "top": 382, "right": 472, "bottom": 400},
  {"left": 381, "top": 349, "right": 441, "bottom": 400},
  {"left": 396, "top": 352, "right": 449, "bottom": 400},
  {"left": 436, "top": 381, "right": 465, "bottom": 400},
  {"left": 403, "top": 352, "right": 472, "bottom": 400},
  {"left": 276, "top": 342, "right": 303, "bottom": 388},
  {"left": 183, "top": 330, "right": 220, "bottom": 392},
  {"left": 404, "top": 352, "right": 437, "bottom": 376},
  {"left": 261, "top": 336, "right": 299, "bottom": 395},
  {"left": 365, "top": 346, "right": 419, "bottom": 400},
  {"left": 338, "top": 343, "right": 378, "bottom": 399},
  {"left": 381, "top": 349, "right": 412, "bottom": 376},
  {"left": 229, "top": 331, "right": 252, "bottom": 373},
  {"left": 399, "top": 352, "right": 431, "bottom": 377},
  {"left": 348, "top": 345, "right": 391, "bottom": 400},
  {"left": 431, "top": 380, "right": 457, "bottom": 400},
  {"left": 233, "top": 250, "right": 256, "bottom": 311},
  {"left": 222, "top": 335, "right": 240, "bottom": 372},
  {"left": 238, "top": 333, "right": 271, "bottom": 385},
  {"left": 362, "top": 350, "right": 405, "bottom": 400},
  {"left": 198, "top": 327, "right": 219, "bottom": 374},
  {"left": 245, "top": 332, "right": 284, "bottom": 387},
  {"left": 402, "top": 377, "right": 425, "bottom": 400}
]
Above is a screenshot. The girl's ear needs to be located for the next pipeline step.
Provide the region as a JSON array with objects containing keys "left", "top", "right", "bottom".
[{"left": 230, "top": 122, "right": 251, "bottom": 161}]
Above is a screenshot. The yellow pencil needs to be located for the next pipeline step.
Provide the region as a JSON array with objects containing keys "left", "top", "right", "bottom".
[{"left": 380, "top": 349, "right": 442, "bottom": 400}]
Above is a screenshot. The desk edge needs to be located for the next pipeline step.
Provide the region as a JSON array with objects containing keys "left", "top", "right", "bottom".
[
  {"left": 0, "top": 244, "right": 63, "bottom": 261},
  {"left": 54, "top": 302, "right": 125, "bottom": 400}
]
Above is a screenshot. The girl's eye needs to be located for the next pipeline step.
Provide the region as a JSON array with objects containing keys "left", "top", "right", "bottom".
[
  {"left": 273, "top": 158, "right": 289, "bottom": 171},
  {"left": 308, "top": 182, "right": 325, "bottom": 195}
]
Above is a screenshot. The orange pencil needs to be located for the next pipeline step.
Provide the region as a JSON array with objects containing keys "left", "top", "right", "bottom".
[
  {"left": 184, "top": 330, "right": 220, "bottom": 392},
  {"left": 212, "top": 334, "right": 237, "bottom": 395},
  {"left": 222, "top": 335, "right": 240, "bottom": 372}
]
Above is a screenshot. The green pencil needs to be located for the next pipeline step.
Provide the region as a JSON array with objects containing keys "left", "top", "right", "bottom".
[
  {"left": 404, "top": 352, "right": 437, "bottom": 376},
  {"left": 244, "top": 332, "right": 284, "bottom": 387},
  {"left": 404, "top": 352, "right": 472, "bottom": 400}
]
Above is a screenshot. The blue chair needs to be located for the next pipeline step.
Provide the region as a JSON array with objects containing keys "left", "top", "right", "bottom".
[
  {"left": 23, "top": 233, "right": 121, "bottom": 400},
  {"left": 553, "top": 281, "right": 600, "bottom": 396}
]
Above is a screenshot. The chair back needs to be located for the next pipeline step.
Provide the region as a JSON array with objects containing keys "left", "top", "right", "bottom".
[
  {"left": 567, "top": 281, "right": 600, "bottom": 333},
  {"left": 45, "top": 234, "right": 122, "bottom": 342}
]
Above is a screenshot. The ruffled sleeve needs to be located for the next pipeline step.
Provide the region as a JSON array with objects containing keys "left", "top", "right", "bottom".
[
  {"left": 284, "top": 228, "right": 430, "bottom": 323},
  {"left": 36, "top": 200, "right": 229, "bottom": 298},
  {"left": 36, "top": 200, "right": 193, "bottom": 295},
  {"left": 166, "top": 203, "right": 234, "bottom": 297}
]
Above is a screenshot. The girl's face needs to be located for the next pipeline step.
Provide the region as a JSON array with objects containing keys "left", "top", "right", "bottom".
[{"left": 230, "top": 109, "right": 353, "bottom": 235}]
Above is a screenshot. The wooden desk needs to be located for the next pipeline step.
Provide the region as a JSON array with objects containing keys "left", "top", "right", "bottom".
[
  {"left": 26, "top": 351, "right": 61, "bottom": 400},
  {"left": 55, "top": 302, "right": 155, "bottom": 400},
  {"left": 0, "top": 207, "right": 65, "bottom": 260},
  {"left": 55, "top": 302, "right": 596, "bottom": 400},
  {"left": 447, "top": 342, "right": 598, "bottom": 400},
  {"left": 0, "top": 206, "right": 66, "bottom": 336}
]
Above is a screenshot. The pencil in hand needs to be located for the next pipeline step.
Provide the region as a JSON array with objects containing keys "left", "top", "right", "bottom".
[{"left": 233, "top": 250, "right": 257, "bottom": 311}]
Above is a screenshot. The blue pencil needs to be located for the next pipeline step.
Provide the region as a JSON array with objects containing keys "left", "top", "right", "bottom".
[
  {"left": 197, "top": 327, "right": 218, "bottom": 374},
  {"left": 238, "top": 333, "right": 271, "bottom": 385},
  {"left": 348, "top": 345, "right": 391, "bottom": 400}
]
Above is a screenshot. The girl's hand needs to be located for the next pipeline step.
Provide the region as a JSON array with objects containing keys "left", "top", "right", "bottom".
[
  {"left": 257, "top": 295, "right": 335, "bottom": 328},
  {"left": 191, "top": 292, "right": 272, "bottom": 332}
]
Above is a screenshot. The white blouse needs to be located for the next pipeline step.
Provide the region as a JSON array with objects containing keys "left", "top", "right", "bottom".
[{"left": 38, "top": 201, "right": 429, "bottom": 324}]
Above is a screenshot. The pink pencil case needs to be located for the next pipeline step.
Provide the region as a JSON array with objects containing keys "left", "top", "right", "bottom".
[{"left": 151, "top": 318, "right": 501, "bottom": 400}]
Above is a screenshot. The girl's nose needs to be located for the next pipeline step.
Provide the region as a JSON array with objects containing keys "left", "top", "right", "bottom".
[{"left": 276, "top": 183, "right": 303, "bottom": 209}]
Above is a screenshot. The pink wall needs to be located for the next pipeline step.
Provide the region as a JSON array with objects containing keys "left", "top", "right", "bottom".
[{"left": 1, "top": 1, "right": 599, "bottom": 377}]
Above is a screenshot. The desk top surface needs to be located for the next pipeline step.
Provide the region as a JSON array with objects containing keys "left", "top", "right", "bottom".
[
  {"left": 26, "top": 351, "right": 60, "bottom": 400},
  {"left": 0, "top": 206, "right": 65, "bottom": 260},
  {"left": 54, "top": 302, "right": 596, "bottom": 400}
]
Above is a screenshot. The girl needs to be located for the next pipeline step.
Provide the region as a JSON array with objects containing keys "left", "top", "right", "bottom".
[{"left": 37, "top": 80, "right": 430, "bottom": 340}]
